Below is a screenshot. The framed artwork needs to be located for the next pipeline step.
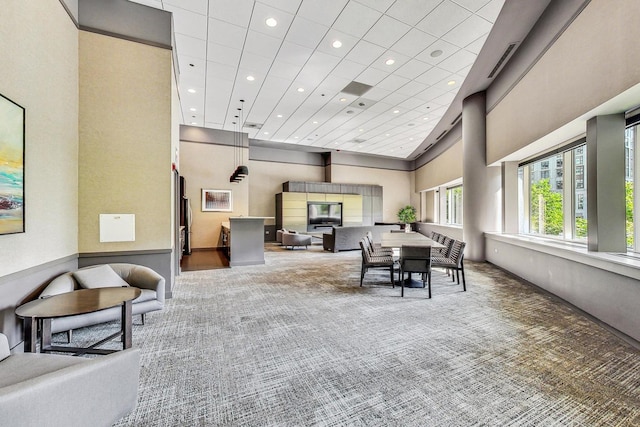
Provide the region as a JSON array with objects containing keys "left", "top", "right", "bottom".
[
  {"left": 202, "top": 189, "right": 232, "bottom": 212},
  {"left": 0, "top": 94, "right": 25, "bottom": 235}
]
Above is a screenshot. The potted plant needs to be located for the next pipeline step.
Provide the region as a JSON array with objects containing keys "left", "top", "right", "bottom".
[{"left": 397, "top": 205, "right": 417, "bottom": 232}]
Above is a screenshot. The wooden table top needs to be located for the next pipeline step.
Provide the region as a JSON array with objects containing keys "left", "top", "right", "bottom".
[
  {"left": 380, "top": 232, "right": 445, "bottom": 249},
  {"left": 15, "top": 287, "right": 141, "bottom": 319}
]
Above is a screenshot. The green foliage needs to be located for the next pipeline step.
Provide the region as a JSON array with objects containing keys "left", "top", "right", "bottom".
[
  {"left": 626, "top": 181, "right": 634, "bottom": 248},
  {"left": 575, "top": 217, "right": 588, "bottom": 238},
  {"left": 530, "top": 179, "right": 563, "bottom": 236},
  {"left": 397, "top": 205, "right": 417, "bottom": 224}
]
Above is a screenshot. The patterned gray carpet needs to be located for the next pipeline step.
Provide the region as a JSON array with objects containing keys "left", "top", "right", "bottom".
[{"left": 65, "top": 244, "right": 640, "bottom": 426}]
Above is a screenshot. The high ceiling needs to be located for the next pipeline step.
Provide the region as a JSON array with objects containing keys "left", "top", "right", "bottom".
[{"left": 129, "top": 0, "right": 507, "bottom": 159}]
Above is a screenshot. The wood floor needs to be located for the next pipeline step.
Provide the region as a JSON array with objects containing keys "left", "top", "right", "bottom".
[{"left": 180, "top": 249, "right": 229, "bottom": 271}]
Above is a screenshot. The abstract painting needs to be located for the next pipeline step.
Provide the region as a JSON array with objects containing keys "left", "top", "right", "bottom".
[
  {"left": 0, "top": 94, "right": 25, "bottom": 235},
  {"left": 202, "top": 189, "right": 232, "bottom": 212}
]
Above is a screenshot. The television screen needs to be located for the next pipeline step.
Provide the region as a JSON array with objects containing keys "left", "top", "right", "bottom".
[{"left": 308, "top": 202, "right": 342, "bottom": 227}]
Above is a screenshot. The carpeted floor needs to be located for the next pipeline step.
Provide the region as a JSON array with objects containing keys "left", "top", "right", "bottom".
[{"left": 64, "top": 243, "right": 640, "bottom": 426}]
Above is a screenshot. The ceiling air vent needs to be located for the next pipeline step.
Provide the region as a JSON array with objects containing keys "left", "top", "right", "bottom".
[
  {"left": 488, "top": 42, "right": 518, "bottom": 79},
  {"left": 341, "top": 81, "right": 373, "bottom": 97},
  {"left": 243, "top": 122, "right": 263, "bottom": 129},
  {"left": 423, "top": 143, "right": 434, "bottom": 152},
  {"left": 436, "top": 130, "right": 447, "bottom": 141},
  {"left": 451, "top": 113, "right": 462, "bottom": 126},
  {"left": 350, "top": 138, "right": 367, "bottom": 143}
]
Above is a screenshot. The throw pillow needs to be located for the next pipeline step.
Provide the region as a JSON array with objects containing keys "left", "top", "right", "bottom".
[{"left": 72, "top": 265, "right": 130, "bottom": 289}]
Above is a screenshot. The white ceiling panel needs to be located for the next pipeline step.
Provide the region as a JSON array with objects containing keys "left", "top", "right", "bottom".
[
  {"left": 286, "top": 16, "right": 329, "bottom": 49},
  {"left": 297, "top": 0, "right": 348, "bottom": 27},
  {"left": 442, "top": 15, "right": 493, "bottom": 48},
  {"left": 345, "top": 40, "right": 386, "bottom": 66},
  {"left": 208, "top": 18, "right": 248, "bottom": 50},
  {"left": 416, "top": 1, "right": 471, "bottom": 38},
  {"left": 363, "top": 15, "right": 411, "bottom": 49},
  {"left": 165, "top": 0, "right": 207, "bottom": 15},
  {"left": 333, "top": 2, "right": 382, "bottom": 38},
  {"left": 209, "top": 0, "right": 254, "bottom": 26},
  {"left": 385, "top": 0, "right": 441, "bottom": 26},
  {"left": 391, "top": 28, "right": 437, "bottom": 57},
  {"left": 129, "top": 0, "right": 514, "bottom": 158},
  {"left": 165, "top": 6, "right": 208, "bottom": 40}
]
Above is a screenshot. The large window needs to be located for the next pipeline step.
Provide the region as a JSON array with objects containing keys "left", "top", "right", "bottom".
[
  {"left": 626, "top": 124, "right": 635, "bottom": 249},
  {"left": 446, "top": 185, "right": 463, "bottom": 225},
  {"left": 519, "top": 143, "right": 586, "bottom": 240}
]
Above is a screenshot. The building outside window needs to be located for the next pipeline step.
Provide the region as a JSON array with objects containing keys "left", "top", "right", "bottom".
[{"left": 446, "top": 185, "right": 463, "bottom": 225}]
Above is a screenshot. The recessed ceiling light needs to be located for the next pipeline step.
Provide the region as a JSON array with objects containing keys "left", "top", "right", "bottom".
[
  {"left": 385, "top": 134, "right": 390, "bottom": 137},
  {"left": 187, "top": 88, "right": 196, "bottom": 93},
  {"left": 431, "top": 49, "right": 443, "bottom": 57},
  {"left": 359, "top": 128, "right": 364, "bottom": 132},
  {"left": 246, "top": 75, "right": 255, "bottom": 81},
  {"left": 294, "top": 136, "right": 299, "bottom": 139},
  {"left": 191, "top": 122, "right": 197, "bottom": 125},
  {"left": 263, "top": 131, "right": 269, "bottom": 135},
  {"left": 313, "top": 121, "right": 318, "bottom": 124},
  {"left": 276, "top": 114, "right": 283, "bottom": 118},
  {"left": 297, "top": 87, "right": 305, "bottom": 92},
  {"left": 423, "top": 117, "right": 428, "bottom": 120},
  {"left": 265, "top": 17, "right": 277, "bottom": 27},
  {"left": 447, "top": 80, "right": 456, "bottom": 86},
  {"left": 393, "top": 110, "right": 400, "bottom": 114},
  {"left": 385, "top": 58, "right": 395, "bottom": 66},
  {"left": 189, "top": 107, "right": 197, "bottom": 112},
  {"left": 409, "top": 138, "right": 414, "bottom": 141},
  {"left": 332, "top": 40, "right": 342, "bottom": 48},
  {"left": 340, "top": 98, "right": 347, "bottom": 102}
]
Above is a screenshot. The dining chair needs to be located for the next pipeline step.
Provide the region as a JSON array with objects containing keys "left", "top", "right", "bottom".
[
  {"left": 399, "top": 245, "right": 432, "bottom": 298},
  {"left": 365, "top": 231, "right": 393, "bottom": 256},
  {"left": 431, "top": 240, "right": 466, "bottom": 291},
  {"left": 358, "top": 239, "right": 395, "bottom": 287}
]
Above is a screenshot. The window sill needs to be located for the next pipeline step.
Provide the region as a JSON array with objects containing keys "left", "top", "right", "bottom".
[{"left": 485, "top": 232, "right": 640, "bottom": 281}]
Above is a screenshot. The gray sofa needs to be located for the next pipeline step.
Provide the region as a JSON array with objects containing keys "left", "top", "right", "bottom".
[
  {"left": 39, "top": 263, "right": 164, "bottom": 335},
  {"left": 0, "top": 333, "right": 140, "bottom": 426},
  {"left": 322, "top": 224, "right": 401, "bottom": 252}
]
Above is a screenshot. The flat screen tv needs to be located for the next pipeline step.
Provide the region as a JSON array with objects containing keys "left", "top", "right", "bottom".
[{"left": 307, "top": 202, "right": 342, "bottom": 228}]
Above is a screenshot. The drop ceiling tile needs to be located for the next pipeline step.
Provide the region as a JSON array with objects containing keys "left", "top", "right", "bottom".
[
  {"left": 355, "top": 67, "right": 388, "bottom": 86},
  {"left": 391, "top": 28, "right": 437, "bottom": 58},
  {"left": 316, "top": 29, "right": 360, "bottom": 58},
  {"left": 274, "top": 41, "right": 314, "bottom": 67},
  {"left": 437, "top": 49, "right": 476, "bottom": 73},
  {"left": 165, "top": 6, "right": 207, "bottom": 40},
  {"left": 377, "top": 74, "right": 410, "bottom": 92},
  {"left": 164, "top": 0, "right": 207, "bottom": 15},
  {"left": 432, "top": 91, "right": 456, "bottom": 106},
  {"left": 353, "top": 0, "right": 394, "bottom": 13},
  {"left": 297, "top": 0, "right": 348, "bottom": 26},
  {"left": 363, "top": 15, "right": 411, "bottom": 49},
  {"left": 206, "top": 61, "right": 237, "bottom": 82},
  {"left": 239, "top": 52, "right": 273, "bottom": 76},
  {"left": 257, "top": 0, "right": 303, "bottom": 14},
  {"left": 286, "top": 16, "right": 330, "bottom": 49},
  {"left": 478, "top": 0, "right": 505, "bottom": 23},
  {"left": 208, "top": 0, "right": 254, "bottom": 27},
  {"left": 398, "top": 97, "right": 426, "bottom": 110},
  {"left": 394, "top": 80, "right": 428, "bottom": 97},
  {"left": 175, "top": 34, "right": 207, "bottom": 59},
  {"left": 452, "top": 0, "right": 491, "bottom": 13},
  {"left": 371, "top": 50, "right": 411, "bottom": 72},
  {"left": 380, "top": 91, "right": 409, "bottom": 106},
  {"left": 269, "top": 59, "right": 303, "bottom": 80},
  {"left": 207, "top": 42, "right": 242, "bottom": 66},
  {"left": 243, "top": 29, "right": 282, "bottom": 59},
  {"left": 315, "top": 74, "right": 352, "bottom": 94},
  {"left": 414, "top": 66, "right": 450, "bottom": 85},
  {"left": 362, "top": 86, "right": 391, "bottom": 101},
  {"left": 416, "top": 1, "right": 471, "bottom": 38},
  {"left": 331, "top": 60, "right": 368, "bottom": 80},
  {"left": 249, "top": 2, "right": 295, "bottom": 38},
  {"left": 296, "top": 51, "right": 342, "bottom": 87},
  {"left": 177, "top": 54, "right": 206, "bottom": 74},
  {"left": 345, "top": 40, "right": 386, "bottom": 66},
  {"left": 414, "top": 86, "right": 446, "bottom": 102},
  {"left": 333, "top": 2, "right": 382, "bottom": 38},
  {"left": 385, "top": 0, "right": 441, "bottom": 26},
  {"left": 415, "top": 39, "right": 458, "bottom": 65},
  {"left": 394, "top": 59, "right": 431, "bottom": 80},
  {"left": 208, "top": 18, "right": 247, "bottom": 50},
  {"left": 442, "top": 15, "right": 493, "bottom": 48},
  {"left": 465, "top": 34, "right": 489, "bottom": 54}
]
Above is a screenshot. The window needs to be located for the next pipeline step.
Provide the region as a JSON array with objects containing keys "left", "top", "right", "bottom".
[
  {"left": 446, "top": 186, "right": 463, "bottom": 225},
  {"left": 519, "top": 144, "right": 586, "bottom": 240},
  {"left": 625, "top": 125, "right": 635, "bottom": 249}
]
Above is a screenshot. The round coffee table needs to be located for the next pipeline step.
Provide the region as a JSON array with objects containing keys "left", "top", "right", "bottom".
[{"left": 16, "top": 287, "right": 141, "bottom": 355}]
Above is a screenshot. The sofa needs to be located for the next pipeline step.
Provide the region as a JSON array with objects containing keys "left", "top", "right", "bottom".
[
  {"left": 39, "top": 263, "right": 164, "bottom": 336},
  {"left": 322, "top": 224, "right": 401, "bottom": 252},
  {"left": 0, "top": 332, "right": 140, "bottom": 426},
  {"left": 282, "top": 231, "right": 312, "bottom": 249}
]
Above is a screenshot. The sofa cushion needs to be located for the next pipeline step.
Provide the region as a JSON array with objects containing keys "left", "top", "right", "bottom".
[
  {"left": 133, "top": 288, "right": 157, "bottom": 304},
  {"left": 0, "top": 353, "right": 87, "bottom": 388},
  {"left": 0, "top": 334, "right": 9, "bottom": 362},
  {"left": 73, "top": 265, "right": 130, "bottom": 289}
]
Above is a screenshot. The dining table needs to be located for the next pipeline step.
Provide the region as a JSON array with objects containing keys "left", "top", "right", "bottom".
[{"left": 380, "top": 231, "right": 445, "bottom": 288}]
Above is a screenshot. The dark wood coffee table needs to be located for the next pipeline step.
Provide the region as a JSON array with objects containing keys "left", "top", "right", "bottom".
[{"left": 15, "top": 287, "right": 141, "bottom": 355}]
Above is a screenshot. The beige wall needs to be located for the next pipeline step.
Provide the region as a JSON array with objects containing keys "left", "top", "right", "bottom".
[
  {"left": 330, "top": 164, "right": 411, "bottom": 223},
  {"left": 249, "top": 159, "right": 324, "bottom": 218},
  {"left": 78, "top": 31, "right": 172, "bottom": 253},
  {"left": 179, "top": 142, "right": 250, "bottom": 249},
  {"left": 487, "top": 0, "right": 640, "bottom": 164},
  {"left": 0, "top": 1, "right": 79, "bottom": 277},
  {"left": 415, "top": 141, "right": 463, "bottom": 191}
]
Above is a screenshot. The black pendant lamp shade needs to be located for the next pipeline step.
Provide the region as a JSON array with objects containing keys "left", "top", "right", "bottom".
[{"left": 235, "top": 165, "right": 249, "bottom": 176}]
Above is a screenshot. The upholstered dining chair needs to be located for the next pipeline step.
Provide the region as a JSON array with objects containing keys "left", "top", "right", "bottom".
[
  {"left": 399, "top": 245, "right": 432, "bottom": 298},
  {"left": 358, "top": 239, "right": 395, "bottom": 287},
  {"left": 365, "top": 231, "right": 393, "bottom": 256},
  {"left": 431, "top": 240, "right": 466, "bottom": 291}
]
